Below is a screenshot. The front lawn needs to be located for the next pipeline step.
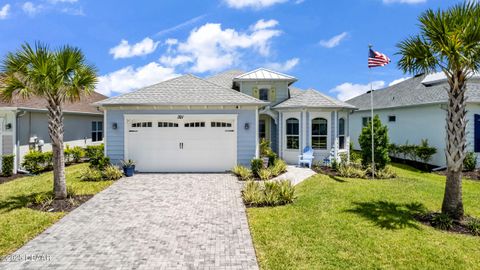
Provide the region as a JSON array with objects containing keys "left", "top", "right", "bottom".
[
  {"left": 0, "top": 163, "right": 115, "bottom": 257},
  {"left": 247, "top": 164, "right": 480, "bottom": 269}
]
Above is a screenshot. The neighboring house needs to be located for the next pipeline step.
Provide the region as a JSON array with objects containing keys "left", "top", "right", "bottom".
[
  {"left": 97, "top": 68, "right": 356, "bottom": 172},
  {"left": 0, "top": 90, "right": 107, "bottom": 173},
  {"left": 347, "top": 73, "right": 480, "bottom": 167}
]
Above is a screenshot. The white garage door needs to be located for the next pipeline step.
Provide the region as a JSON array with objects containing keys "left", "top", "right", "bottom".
[{"left": 125, "top": 114, "right": 237, "bottom": 172}]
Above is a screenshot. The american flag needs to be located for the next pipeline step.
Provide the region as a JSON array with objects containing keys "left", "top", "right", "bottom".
[{"left": 368, "top": 48, "right": 391, "bottom": 68}]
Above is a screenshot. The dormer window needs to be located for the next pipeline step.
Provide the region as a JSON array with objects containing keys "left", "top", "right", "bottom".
[{"left": 259, "top": 88, "right": 269, "bottom": 101}]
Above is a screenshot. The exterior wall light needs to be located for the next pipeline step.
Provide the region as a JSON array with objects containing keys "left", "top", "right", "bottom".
[
  {"left": 112, "top": 122, "right": 118, "bottom": 130},
  {"left": 5, "top": 123, "right": 11, "bottom": 130},
  {"left": 244, "top": 123, "right": 250, "bottom": 130}
]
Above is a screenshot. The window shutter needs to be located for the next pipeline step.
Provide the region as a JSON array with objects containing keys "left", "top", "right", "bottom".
[
  {"left": 269, "top": 87, "right": 276, "bottom": 101},
  {"left": 253, "top": 87, "right": 259, "bottom": 99}
]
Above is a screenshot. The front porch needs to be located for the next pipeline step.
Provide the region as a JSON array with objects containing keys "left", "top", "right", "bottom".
[{"left": 259, "top": 108, "right": 351, "bottom": 166}]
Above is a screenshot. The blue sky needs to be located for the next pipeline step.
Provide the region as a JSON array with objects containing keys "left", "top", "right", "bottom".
[{"left": 0, "top": 0, "right": 464, "bottom": 100}]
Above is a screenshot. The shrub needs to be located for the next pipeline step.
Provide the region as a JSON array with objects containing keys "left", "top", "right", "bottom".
[
  {"left": 271, "top": 159, "right": 287, "bottom": 177},
  {"left": 415, "top": 139, "right": 437, "bottom": 168},
  {"left": 260, "top": 139, "right": 277, "bottom": 166},
  {"left": 374, "top": 165, "right": 397, "bottom": 179},
  {"left": 358, "top": 115, "right": 390, "bottom": 169},
  {"left": 463, "top": 152, "right": 477, "bottom": 172},
  {"left": 43, "top": 151, "right": 53, "bottom": 170},
  {"left": 466, "top": 217, "right": 480, "bottom": 236},
  {"left": 33, "top": 192, "right": 54, "bottom": 205},
  {"left": 331, "top": 159, "right": 339, "bottom": 171},
  {"left": 1, "top": 154, "right": 15, "bottom": 177},
  {"left": 233, "top": 165, "right": 253, "bottom": 181},
  {"left": 85, "top": 144, "right": 104, "bottom": 159},
  {"left": 258, "top": 168, "right": 273, "bottom": 180},
  {"left": 242, "top": 181, "right": 264, "bottom": 205},
  {"left": 251, "top": 158, "right": 263, "bottom": 177},
  {"left": 102, "top": 165, "right": 123, "bottom": 180},
  {"left": 338, "top": 164, "right": 367, "bottom": 179},
  {"left": 431, "top": 213, "right": 454, "bottom": 230},
  {"left": 242, "top": 180, "right": 296, "bottom": 207},
  {"left": 64, "top": 145, "right": 73, "bottom": 164},
  {"left": 277, "top": 180, "right": 295, "bottom": 204},
  {"left": 79, "top": 167, "right": 103, "bottom": 181},
  {"left": 22, "top": 150, "right": 47, "bottom": 174},
  {"left": 71, "top": 146, "right": 85, "bottom": 163}
]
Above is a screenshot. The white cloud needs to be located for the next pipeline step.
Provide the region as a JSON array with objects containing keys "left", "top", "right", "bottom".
[
  {"left": 109, "top": 38, "right": 160, "bottom": 59},
  {"left": 389, "top": 77, "right": 410, "bottom": 86},
  {"left": 159, "top": 55, "right": 193, "bottom": 67},
  {"left": 22, "top": 2, "right": 41, "bottom": 16},
  {"left": 163, "top": 19, "right": 282, "bottom": 73},
  {"left": 382, "top": 0, "right": 426, "bottom": 4},
  {"left": 165, "top": 38, "right": 178, "bottom": 46},
  {"left": 224, "top": 0, "right": 288, "bottom": 9},
  {"left": 0, "top": 4, "right": 10, "bottom": 19},
  {"left": 266, "top": 58, "right": 299, "bottom": 72},
  {"left": 48, "top": 0, "right": 78, "bottom": 3},
  {"left": 251, "top": 19, "right": 278, "bottom": 31},
  {"left": 96, "top": 62, "right": 179, "bottom": 96},
  {"left": 330, "top": 81, "right": 385, "bottom": 101},
  {"left": 319, "top": 32, "right": 349, "bottom": 48}
]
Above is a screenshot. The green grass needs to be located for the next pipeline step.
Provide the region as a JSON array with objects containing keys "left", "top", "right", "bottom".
[
  {"left": 0, "top": 163, "right": 114, "bottom": 256},
  {"left": 247, "top": 164, "right": 480, "bottom": 270}
]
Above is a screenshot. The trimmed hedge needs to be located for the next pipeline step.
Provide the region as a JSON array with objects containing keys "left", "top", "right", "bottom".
[{"left": 1, "top": 154, "right": 15, "bottom": 177}]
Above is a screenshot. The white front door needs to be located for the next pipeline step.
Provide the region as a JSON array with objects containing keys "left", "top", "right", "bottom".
[{"left": 125, "top": 114, "right": 237, "bottom": 172}]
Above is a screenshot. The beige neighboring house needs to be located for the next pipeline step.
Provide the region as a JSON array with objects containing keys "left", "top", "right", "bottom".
[{"left": 0, "top": 78, "right": 107, "bottom": 173}]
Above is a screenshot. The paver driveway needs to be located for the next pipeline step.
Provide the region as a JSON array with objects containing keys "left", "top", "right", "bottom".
[{"left": 0, "top": 174, "right": 258, "bottom": 270}]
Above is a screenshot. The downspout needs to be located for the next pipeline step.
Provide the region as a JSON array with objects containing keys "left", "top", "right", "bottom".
[{"left": 15, "top": 110, "right": 27, "bottom": 173}]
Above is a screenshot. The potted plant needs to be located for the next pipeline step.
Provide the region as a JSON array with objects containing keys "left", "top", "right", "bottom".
[{"left": 121, "top": 159, "right": 136, "bottom": 177}]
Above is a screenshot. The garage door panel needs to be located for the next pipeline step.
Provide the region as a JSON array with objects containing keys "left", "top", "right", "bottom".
[{"left": 126, "top": 115, "right": 236, "bottom": 172}]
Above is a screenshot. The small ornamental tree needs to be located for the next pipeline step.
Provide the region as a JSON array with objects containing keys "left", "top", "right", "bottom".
[
  {"left": 358, "top": 115, "right": 390, "bottom": 170},
  {"left": 416, "top": 139, "right": 437, "bottom": 169}
]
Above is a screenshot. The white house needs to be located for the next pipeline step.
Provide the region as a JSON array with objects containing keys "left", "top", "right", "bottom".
[
  {"left": 347, "top": 73, "right": 480, "bottom": 167},
  {"left": 96, "top": 68, "right": 356, "bottom": 172}
]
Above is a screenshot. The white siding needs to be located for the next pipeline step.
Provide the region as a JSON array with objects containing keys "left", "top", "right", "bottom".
[{"left": 349, "top": 104, "right": 447, "bottom": 166}]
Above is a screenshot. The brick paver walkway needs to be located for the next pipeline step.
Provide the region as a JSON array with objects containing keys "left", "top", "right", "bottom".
[{"left": 0, "top": 174, "right": 258, "bottom": 270}]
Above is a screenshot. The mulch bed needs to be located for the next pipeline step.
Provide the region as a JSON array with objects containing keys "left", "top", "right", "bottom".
[
  {"left": 434, "top": 169, "right": 480, "bottom": 181},
  {"left": 415, "top": 212, "right": 479, "bottom": 236},
  {"left": 0, "top": 174, "right": 26, "bottom": 185},
  {"left": 28, "top": 195, "right": 93, "bottom": 213},
  {"left": 312, "top": 166, "right": 339, "bottom": 177}
]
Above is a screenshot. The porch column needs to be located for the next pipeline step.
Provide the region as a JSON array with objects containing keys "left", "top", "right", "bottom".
[{"left": 334, "top": 110, "right": 338, "bottom": 161}]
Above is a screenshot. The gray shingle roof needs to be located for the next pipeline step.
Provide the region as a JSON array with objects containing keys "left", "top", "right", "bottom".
[
  {"left": 205, "top": 69, "right": 245, "bottom": 89},
  {"left": 289, "top": 86, "right": 304, "bottom": 97},
  {"left": 97, "top": 74, "right": 267, "bottom": 106},
  {"left": 274, "top": 89, "right": 356, "bottom": 109},
  {"left": 346, "top": 74, "right": 480, "bottom": 111}
]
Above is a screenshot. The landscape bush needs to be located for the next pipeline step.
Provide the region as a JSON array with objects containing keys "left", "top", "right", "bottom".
[
  {"left": 431, "top": 213, "right": 454, "bottom": 230},
  {"left": 85, "top": 144, "right": 104, "bottom": 159},
  {"left": 463, "top": 152, "right": 477, "bottom": 172},
  {"left": 260, "top": 139, "right": 277, "bottom": 166},
  {"left": 337, "top": 164, "right": 367, "bottom": 179},
  {"left": 271, "top": 159, "right": 287, "bottom": 177},
  {"left": 242, "top": 180, "right": 295, "bottom": 207},
  {"left": 232, "top": 165, "right": 253, "bottom": 181},
  {"left": 373, "top": 165, "right": 397, "bottom": 179},
  {"left": 1, "top": 154, "right": 15, "bottom": 177},
  {"left": 251, "top": 158, "right": 264, "bottom": 177},
  {"left": 79, "top": 167, "right": 103, "bottom": 181},
  {"left": 466, "top": 217, "right": 480, "bottom": 236},
  {"left": 415, "top": 139, "right": 437, "bottom": 166},
  {"left": 358, "top": 115, "right": 390, "bottom": 170},
  {"left": 258, "top": 168, "right": 273, "bottom": 180},
  {"left": 22, "top": 150, "right": 51, "bottom": 174},
  {"left": 102, "top": 165, "right": 123, "bottom": 180}
]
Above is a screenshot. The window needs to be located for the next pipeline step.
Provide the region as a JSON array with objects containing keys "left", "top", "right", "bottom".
[
  {"left": 158, "top": 122, "right": 178, "bottom": 127},
  {"left": 286, "top": 118, "right": 299, "bottom": 150},
  {"left": 388, "top": 115, "right": 396, "bottom": 122},
  {"left": 131, "top": 122, "right": 152, "bottom": 128},
  {"left": 312, "top": 118, "right": 328, "bottom": 149},
  {"left": 362, "top": 117, "right": 372, "bottom": 127},
  {"left": 92, "top": 121, "right": 103, "bottom": 142},
  {"left": 338, "top": 118, "right": 345, "bottom": 149},
  {"left": 211, "top": 122, "right": 232, "bottom": 128},
  {"left": 184, "top": 122, "right": 205, "bottom": 127},
  {"left": 259, "top": 119, "right": 266, "bottom": 139},
  {"left": 259, "top": 88, "right": 269, "bottom": 101}
]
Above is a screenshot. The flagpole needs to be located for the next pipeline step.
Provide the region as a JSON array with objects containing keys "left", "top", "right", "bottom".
[{"left": 369, "top": 44, "right": 375, "bottom": 179}]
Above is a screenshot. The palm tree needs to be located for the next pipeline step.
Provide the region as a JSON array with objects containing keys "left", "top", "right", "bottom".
[
  {"left": 0, "top": 42, "right": 97, "bottom": 199},
  {"left": 397, "top": 3, "right": 480, "bottom": 220}
]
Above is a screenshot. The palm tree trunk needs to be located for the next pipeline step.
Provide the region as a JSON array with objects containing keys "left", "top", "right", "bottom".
[
  {"left": 47, "top": 98, "right": 67, "bottom": 200},
  {"left": 442, "top": 73, "right": 466, "bottom": 220}
]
